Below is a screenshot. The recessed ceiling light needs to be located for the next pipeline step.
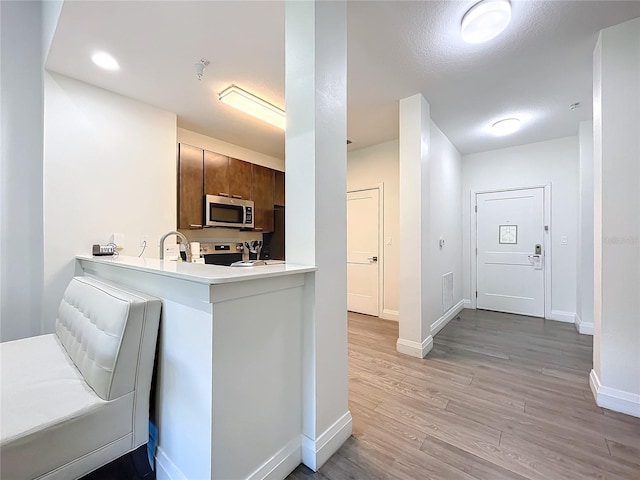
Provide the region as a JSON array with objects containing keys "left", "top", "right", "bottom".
[
  {"left": 491, "top": 118, "right": 520, "bottom": 136},
  {"left": 461, "top": 0, "right": 512, "bottom": 44},
  {"left": 91, "top": 51, "right": 119, "bottom": 71}
]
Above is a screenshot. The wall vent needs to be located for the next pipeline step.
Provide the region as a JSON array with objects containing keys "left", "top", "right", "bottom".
[{"left": 442, "top": 272, "right": 454, "bottom": 313}]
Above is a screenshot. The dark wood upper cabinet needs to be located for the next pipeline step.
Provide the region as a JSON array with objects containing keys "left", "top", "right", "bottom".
[
  {"left": 204, "top": 151, "right": 229, "bottom": 197},
  {"left": 273, "top": 170, "right": 285, "bottom": 207},
  {"left": 178, "top": 144, "right": 204, "bottom": 229},
  {"left": 229, "top": 158, "right": 252, "bottom": 200},
  {"left": 252, "top": 164, "right": 274, "bottom": 232},
  {"left": 178, "top": 143, "right": 279, "bottom": 232}
]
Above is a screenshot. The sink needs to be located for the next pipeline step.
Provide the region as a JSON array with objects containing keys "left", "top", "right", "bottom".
[{"left": 231, "top": 260, "right": 265, "bottom": 267}]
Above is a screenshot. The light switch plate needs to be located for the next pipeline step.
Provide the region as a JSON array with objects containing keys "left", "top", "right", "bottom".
[{"left": 560, "top": 236, "right": 568, "bottom": 245}]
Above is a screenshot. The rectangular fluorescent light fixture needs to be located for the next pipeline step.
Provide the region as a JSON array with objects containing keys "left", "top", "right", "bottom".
[{"left": 218, "top": 85, "right": 285, "bottom": 130}]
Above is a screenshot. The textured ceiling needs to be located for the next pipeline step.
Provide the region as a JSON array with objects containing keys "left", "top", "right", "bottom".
[{"left": 47, "top": 1, "right": 640, "bottom": 158}]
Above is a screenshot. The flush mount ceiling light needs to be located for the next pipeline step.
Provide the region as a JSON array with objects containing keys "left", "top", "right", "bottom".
[
  {"left": 219, "top": 85, "right": 285, "bottom": 130},
  {"left": 461, "top": 0, "right": 512, "bottom": 44},
  {"left": 91, "top": 51, "right": 119, "bottom": 71},
  {"left": 491, "top": 117, "right": 520, "bottom": 136}
]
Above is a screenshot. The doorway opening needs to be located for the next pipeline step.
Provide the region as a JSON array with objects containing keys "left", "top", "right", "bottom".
[{"left": 347, "top": 187, "right": 382, "bottom": 316}]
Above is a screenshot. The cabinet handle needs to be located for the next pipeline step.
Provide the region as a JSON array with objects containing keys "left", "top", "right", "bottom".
[
  {"left": 232, "top": 195, "right": 243, "bottom": 199},
  {"left": 218, "top": 193, "right": 229, "bottom": 197},
  {"left": 189, "top": 224, "right": 203, "bottom": 229}
]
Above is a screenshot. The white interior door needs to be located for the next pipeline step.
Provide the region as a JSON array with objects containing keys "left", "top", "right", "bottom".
[
  {"left": 347, "top": 188, "right": 379, "bottom": 316},
  {"left": 476, "top": 188, "right": 545, "bottom": 317}
]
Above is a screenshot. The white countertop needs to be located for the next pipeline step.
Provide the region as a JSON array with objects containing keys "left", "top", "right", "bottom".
[{"left": 76, "top": 255, "right": 316, "bottom": 285}]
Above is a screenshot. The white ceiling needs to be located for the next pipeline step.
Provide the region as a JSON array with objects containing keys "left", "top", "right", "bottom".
[{"left": 47, "top": 1, "right": 640, "bottom": 159}]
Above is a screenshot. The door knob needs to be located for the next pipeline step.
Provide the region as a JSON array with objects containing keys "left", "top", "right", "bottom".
[{"left": 367, "top": 256, "right": 378, "bottom": 262}]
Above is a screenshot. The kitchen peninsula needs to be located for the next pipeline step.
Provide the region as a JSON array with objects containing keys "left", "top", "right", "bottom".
[{"left": 76, "top": 255, "right": 315, "bottom": 480}]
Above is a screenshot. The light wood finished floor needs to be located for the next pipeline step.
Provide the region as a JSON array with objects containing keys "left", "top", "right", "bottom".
[{"left": 288, "top": 309, "right": 640, "bottom": 480}]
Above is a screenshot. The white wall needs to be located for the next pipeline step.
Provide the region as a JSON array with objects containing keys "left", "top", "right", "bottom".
[
  {"left": 577, "top": 121, "right": 594, "bottom": 334},
  {"left": 462, "top": 136, "right": 579, "bottom": 319},
  {"left": 177, "top": 128, "right": 284, "bottom": 171},
  {"left": 592, "top": 17, "right": 640, "bottom": 416},
  {"left": 1, "top": 0, "right": 45, "bottom": 341},
  {"left": 43, "top": 72, "right": 177, "bottom": 332},
  {"left": 428, "top": 122, "right": 463, "bottom": 334},
  {"left": 347, "top": 140, "right": 400, "bottom": 319}
]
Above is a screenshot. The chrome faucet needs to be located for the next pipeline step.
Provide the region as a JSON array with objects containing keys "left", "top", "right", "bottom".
[{"left": 159, "top": 231, "right": 192, "bottom": 262}]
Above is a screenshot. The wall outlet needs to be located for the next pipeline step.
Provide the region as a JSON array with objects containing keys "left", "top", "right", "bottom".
[
  {"left": 140, "top": 235, "right": 149, "bottom": 247},
  {"left": 110, "top": 233, "right": 125, "bottom": 249}
]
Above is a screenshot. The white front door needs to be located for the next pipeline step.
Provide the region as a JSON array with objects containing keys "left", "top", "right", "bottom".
[
  {"left": 476, "top": 187, "right": 545, "bottom": 317},
  {"left": 347, "top": 188, "right": 379, "bottom": 316}
]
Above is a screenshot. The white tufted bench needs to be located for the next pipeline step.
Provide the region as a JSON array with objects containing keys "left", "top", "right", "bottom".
[{"left": 0, "top": 276, "right": 161, "bottom": 479}]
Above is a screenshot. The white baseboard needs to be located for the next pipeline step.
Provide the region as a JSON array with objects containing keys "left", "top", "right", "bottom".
[
  {"left": 548, "top": 310, "right": 576, "bottom": 323},
  {"left": 462, "top": 299, "right": 473, "bottom": 309},
  {"left": 157, "top": 437, "right": 301, "bottom": 480},
  {"left": 248, "top": 435, "right": 302, "bottom": 480},
  {"left": 590, "top": 369, "right": 640, "bottom": 418},
  {"left": 155, "top": 447, "right": 187, "bottom": 480},
  {"left": 301, "top": 410, "right": 352, "bottom": 472},
  {"left": 396, "top": 335, "right": 433, "bottom": 358},
  {"left": 431, "top": 300, "right": 465, "bottom": 336},
  {"left": 574, "top": 314, "right": 594, "bottom": 335},
  {"left": 380, "top": 309, "right": 399, "bottom": 321}
]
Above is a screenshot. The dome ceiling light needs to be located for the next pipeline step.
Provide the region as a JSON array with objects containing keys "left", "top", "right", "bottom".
[
  {"left": 91, "top": 51, "right": 119, "bottom": 71},
  {"left": 491, "top": 117, "right": 521, "bottom": 136},
  {"left": 461, "top": 0, "right": 512, "bottom": 44}
]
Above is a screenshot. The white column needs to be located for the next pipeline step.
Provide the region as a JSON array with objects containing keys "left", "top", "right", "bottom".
[
  {"left": 591, "top": 17, "right": 640, "bottom": 417},
  {"left": 285, "top": 0, "right": 352, "bottom": 470},
  {"left": 576, "top": 120, "right": 594, "bottom": 335},
  {"left": 397, "top": 94, "right": 433, "bottom": 357},
  {"left": 0, "top": 0, "right": 45, "bottom": 341}
]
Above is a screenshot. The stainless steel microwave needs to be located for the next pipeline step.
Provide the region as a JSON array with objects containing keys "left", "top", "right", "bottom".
[{"left": 204, "top": 195, "right": 254, "bottom": 229}]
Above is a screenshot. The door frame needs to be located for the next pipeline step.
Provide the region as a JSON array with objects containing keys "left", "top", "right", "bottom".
[
  {"left": 347, "top": 184, "right": 384, "bottom": 317},
  {"left": 469, "top": 183, "right": 552, "bottom": 319}
]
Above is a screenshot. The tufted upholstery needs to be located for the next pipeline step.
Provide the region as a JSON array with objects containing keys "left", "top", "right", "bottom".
[
  {"left": 1, "top": 276, "right": 161, "bottom": 480},
  {"left": 56, "top": 277, "right": 145, "bottom": 401}
]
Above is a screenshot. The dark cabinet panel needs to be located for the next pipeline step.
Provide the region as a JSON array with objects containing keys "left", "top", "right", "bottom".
[
  {"left": 178, "top": 144, "right": 279, "bottom": 232},
  {"left": 178, "top": 144, "right": 204, "bottom": 229},
  {"left": 204, "top": 151, "right": 229, "bottom": 197},
  {"left": 274, "top": 170, "right": 285, "bottom": 207},
  {"left": 252, "top": 164, "right": 274, "bottom": 232},
  {"left": 229, "top": 158, "right": 252, "bottom": 200}
]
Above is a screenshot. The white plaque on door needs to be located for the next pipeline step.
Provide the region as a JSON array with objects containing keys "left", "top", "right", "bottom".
[{"left": 499, "top": 225, "right": 517, "bottom": 244}]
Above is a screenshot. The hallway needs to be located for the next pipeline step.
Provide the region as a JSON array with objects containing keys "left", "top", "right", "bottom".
[{"left": 289, "top": 310, "right": 640, "bottom": 479}]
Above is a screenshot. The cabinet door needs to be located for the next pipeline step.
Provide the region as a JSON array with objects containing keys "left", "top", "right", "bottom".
[
  {"left": 178, "top": 144, "right": 204, "bottom": 229},
  {"left": 251, "top": 164, "right": 274, "bottom": 232},
  {"left": 229, "top": 158, "right": 252, "bottom": 200},
  {"left": 274, "top": 170, "right": 285, "bottom": 206},
  {"left": 204, "top": 151, "right": 229, "bottom": 197}
]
